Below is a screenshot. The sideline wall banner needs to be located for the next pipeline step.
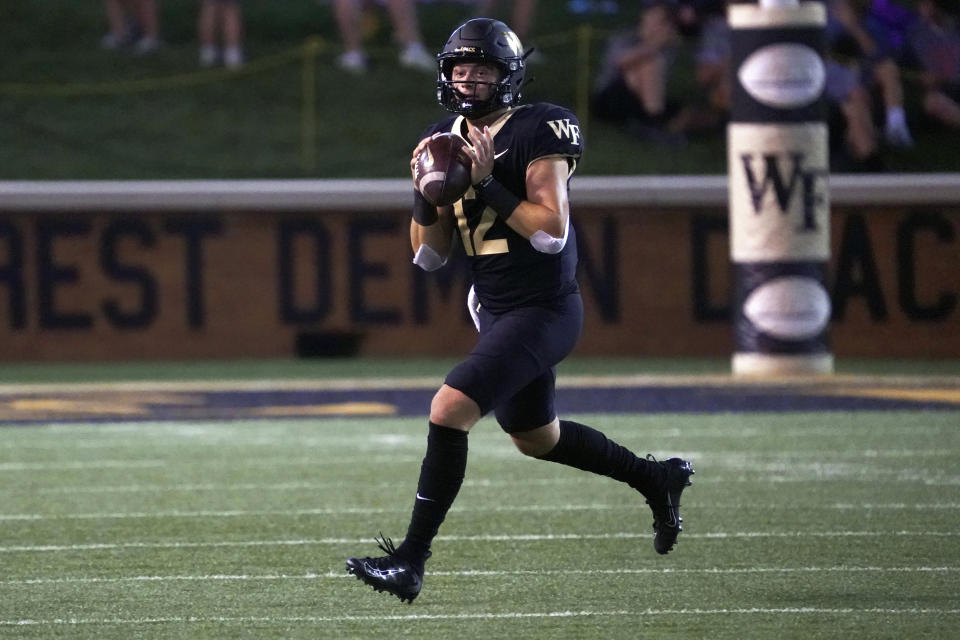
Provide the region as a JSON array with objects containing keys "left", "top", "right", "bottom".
[{"left": 0, "top": 204, "right": 957, "bottom": 360}]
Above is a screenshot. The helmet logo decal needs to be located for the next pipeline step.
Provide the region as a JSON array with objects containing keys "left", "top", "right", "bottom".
[{"left": 502, "top": 31, "right": 522, "bottom": 56}]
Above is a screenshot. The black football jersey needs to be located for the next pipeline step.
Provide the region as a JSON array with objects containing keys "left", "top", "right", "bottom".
[{"left": 423, "top": 103, "right": 584, "bottom": 312}]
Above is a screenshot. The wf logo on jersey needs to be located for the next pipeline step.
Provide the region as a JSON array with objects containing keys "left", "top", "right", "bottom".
[
  {"left": 740, "top": 152, "right": 826, "bottom": 232},
  {"left": 546, "top": 119, "right": 581, "bottom": 146}
]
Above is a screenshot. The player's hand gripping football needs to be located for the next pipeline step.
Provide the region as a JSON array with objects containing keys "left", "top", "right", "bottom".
[
  {"left": 410, "top": 126, "right": 493, "bottom": 192},
  {"left": 463, "top": 125, "right": 495, "bottom": 185},
  {"left": 410, "top": 134, "right": 438, "bottom": 191}
]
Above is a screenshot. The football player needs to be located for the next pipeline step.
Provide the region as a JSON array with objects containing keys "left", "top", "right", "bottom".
[{"left": 346, "top": 18, "right": 694, "bottom": 604}]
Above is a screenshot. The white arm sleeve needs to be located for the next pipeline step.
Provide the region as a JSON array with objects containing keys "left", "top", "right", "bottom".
[
  {"left": 529, "top": 217, "right": 569, "bottom": 255},
  {"left": 412, "top": 244, "right": 447, "bottom": 271}
]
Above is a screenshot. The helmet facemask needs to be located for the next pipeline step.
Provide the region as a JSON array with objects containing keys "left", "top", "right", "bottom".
[{"left": 437, "top": 57, "right": 517, "bottom": 118}]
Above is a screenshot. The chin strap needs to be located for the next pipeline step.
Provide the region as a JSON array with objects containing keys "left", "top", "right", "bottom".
[{"left": 519, "top": 49, "right": 535, "bottom": 92}]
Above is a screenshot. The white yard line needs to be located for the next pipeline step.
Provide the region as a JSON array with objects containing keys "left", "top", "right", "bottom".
[
  {"left": 1, "top": 478, "right": 582, "bottom": 494},
  {"left": 4, "top": 471, "right": 958, "bottom": 496},
  {"left": 0, "top": 504, "right": 623, "bottom": 521},
  {"left": 1, "top": 531, "right": 958, "bottom": 554},
  {"left": 2, "top": 566, "right": 957, "bottom": 586},
  {"left": 0, "top": 455, "right": 416, "bottom": 472},
  {"left": 0, "top": 460, "right": 165, "bottom": 471},
  {"left": 1, "top": 502, "right": 959, "bottom": 522},
  {"left": 0, "top": 449, "right": 956, "bottom": 473},
  {"left": 3, "top": 607, "right": 959, "bottom": 627}
]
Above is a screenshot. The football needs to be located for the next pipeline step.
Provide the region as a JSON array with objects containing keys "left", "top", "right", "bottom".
[{"left": 415, "top": 133, "right": 472, "bottom": 207}]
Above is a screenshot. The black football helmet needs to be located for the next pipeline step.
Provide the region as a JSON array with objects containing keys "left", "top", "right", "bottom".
[{"left": 437, "top": 18, "right": 526, "bottom": 118}]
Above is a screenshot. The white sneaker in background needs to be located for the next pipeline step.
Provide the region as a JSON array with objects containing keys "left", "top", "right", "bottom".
[
  {"left": 100, "top": 33, "right": 126, "bottom": 50},
  {"left": 884, "top": 107, "right": 914, "bottom": 148},
  {"left": 133, "top": 36, "right": 159, "bottom": 55},
  {"left": 400, "top": 43, "right": 434, "bottom": 72},
  {"left": 337, "top": 50, "right": 368, "bottom": 73},
  {"left": 199, "top": 45, "right": 219, "bottom": 68},
  {"left": 224, "top": 46, "right": 244, "bottom": 70}
]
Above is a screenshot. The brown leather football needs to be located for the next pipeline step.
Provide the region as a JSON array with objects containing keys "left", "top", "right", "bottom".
[{"left": 414, "top": 133, "right": 472, "bottom": 207}]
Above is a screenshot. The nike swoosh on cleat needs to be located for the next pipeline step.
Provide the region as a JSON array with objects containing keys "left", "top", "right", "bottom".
[{"left": 665, "top": 493, "right": 678, "bottom": 527}]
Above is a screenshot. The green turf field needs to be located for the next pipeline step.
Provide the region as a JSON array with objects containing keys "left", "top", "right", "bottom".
[{"left": 1, "top": 360, "right": 958, "bottom": 639}]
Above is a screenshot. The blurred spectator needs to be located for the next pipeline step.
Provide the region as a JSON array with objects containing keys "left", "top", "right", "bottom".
[
  {"left": 567, "top": 0, "right": 621, "bottom": 15},
  {"left": 903, "top": 0, "right": 960, "bottom": 131},
  {"left": 475, "top": 0, "right": 541, "bottom": 62},
  {"left": 476, "top": 0, "right": 538, "bottom": 43},
  {"left": 678, "top": 0, "right": 731, "bottom": 131},
  {"left": 198, "top": 0, "right": 245, "bottom": 69},
  {"left": 824, "top": 59, "right": 882, "bottom": 166},
  {"left": 333, "top": 0, "right": 434, "bottom": 73},
  {"left": 591, "top": 2, "right": 686, "bottom": 143},
  {"left": 827, "top": 0, "right": 915, "bottom": 147},
  {"left": 101, "top": 0, "right": 160, "bottom": 54},
  {"left": 592, "top": 1, "right": 729, "bottom": 144},
  {"left": 862, "top": 0, "right": 915, "bottom": 56}
]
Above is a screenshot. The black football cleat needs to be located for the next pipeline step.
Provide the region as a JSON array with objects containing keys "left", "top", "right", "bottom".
[
  {"left": 345, "top": 535, "right": 427, "bottom": 604},
  {"left": 645, "top": 456, "right": 695, "bottom": 555}
]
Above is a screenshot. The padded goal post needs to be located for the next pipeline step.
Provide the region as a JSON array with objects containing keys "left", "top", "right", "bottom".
[{"left": 728, "top": 0, "right": 833, "bottom": 375}]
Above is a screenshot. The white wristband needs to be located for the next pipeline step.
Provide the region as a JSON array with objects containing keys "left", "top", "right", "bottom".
[{"left": 412, "top": 244, "right": 447, "bottom": 271}]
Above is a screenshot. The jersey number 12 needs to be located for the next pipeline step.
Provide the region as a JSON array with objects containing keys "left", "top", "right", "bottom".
[{"left": 453, "top": 189, "right": 509, "bottom": 256}]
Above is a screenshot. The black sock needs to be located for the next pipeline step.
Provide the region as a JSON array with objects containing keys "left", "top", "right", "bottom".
[
  {"left": 396, "top": 422, "right": 468, "bottom": 566},
  {"left": 538, "top": 419, "right": 660, "bottom": 498}
]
